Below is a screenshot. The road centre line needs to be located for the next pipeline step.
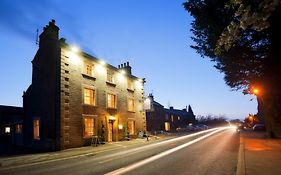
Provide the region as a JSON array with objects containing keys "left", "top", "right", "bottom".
[{"left": 105, "top": 127, "right": 227, "bottom": 175}]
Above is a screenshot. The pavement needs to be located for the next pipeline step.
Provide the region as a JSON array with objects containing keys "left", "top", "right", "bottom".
[
  {"left": 0, "top": 134, "right": 173, "bottom": 169},
  {"left": 1, "top": 129, "right": 281, "bottom": 174},
  {"left": 237, "top": 129, "right": 281, "bottom": 175}
]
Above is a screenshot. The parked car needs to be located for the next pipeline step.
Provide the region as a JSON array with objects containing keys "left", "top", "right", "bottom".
[
  {"left": 194, "top": 124, "right": 208, "bottom": 130},
  {"left": 176, "top": 125, "right": 196, "bottom": 132},
  {"left": 253, "top": 124, "right": 266, "bottom": 131}
]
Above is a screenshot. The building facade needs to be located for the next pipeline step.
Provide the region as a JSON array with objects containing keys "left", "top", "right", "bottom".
[
  {"left": 146, "top": 94, "right": 196, "bottom": 132},
  {"left": 0, "top": 105, "right": 24, "bottom": 146},
  {"left": 23, "top": 20, "right": 146, "bottom": 151}
]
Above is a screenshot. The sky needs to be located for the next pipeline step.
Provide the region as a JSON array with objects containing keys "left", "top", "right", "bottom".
[{"left": 0, "top": 0, "right": 257, "bottom": 120}]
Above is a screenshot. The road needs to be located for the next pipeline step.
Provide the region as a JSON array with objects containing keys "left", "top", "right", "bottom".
[{"left": 0, "top": 127, "right": 239, "bottom": 175}]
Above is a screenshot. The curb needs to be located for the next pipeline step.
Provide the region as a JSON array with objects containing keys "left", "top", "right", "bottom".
[{"left": 236, "top": 134, "right": 245, "bottom": 175}]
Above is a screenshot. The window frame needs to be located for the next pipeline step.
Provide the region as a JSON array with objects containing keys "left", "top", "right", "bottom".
[
  {"left": 83, "top": 62, "right": 94, "bottom": 77},
  {"left": 83, "top": 116, "right": 95, "bottom": 138},
  {"left": 127, "top": 97, "right": 135, "bottom": 112},
  {"left": 82, "top": 86, "right": 97, "bottom": 106},
  {"left": 106, "top": 92, "right": 117, "bottom": 109},
  {"left": 128, "top": 120, "right": 135, "bottom": 135},
  {"left": 106, "top": 69, "right": 115, "bottom": 84},
  {"left": 15, "top": 123, "right": 23, "bottom": 134},
  {"left": 127, "top": 79, "right": 134, "bottom": 91}
]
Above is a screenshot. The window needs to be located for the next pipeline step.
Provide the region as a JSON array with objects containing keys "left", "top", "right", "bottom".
[
  {"left": 84, "top": 88, "right": 95, "bottom": 105},
  {"left": 127, "top": 79, "right": 134, "bottom": 90},
  {"left": 15, "top": 124, "right": 23, "bottom": 134},
  {"left": 84, "top": 63, "right": 94, "bottom": 76},
  {"left": 171, "top": 115, "right": 174, "bottom": 122},
  {"left": 165, "top": 122, "right": 171, "bottom": 131},
  {"left": 128, "top": 121, "right": 135, "bottom": 135},
  {"left": 107, "top": 93, "right": 116, "bottom": 108},
  {"left": 178, "top": 116, "right": 180, "bottom": 121},
  {"left": 33, "top": 119, "right": 40, "bottom": 140},
  {"left": 107, "top": 70, "right": 115, "bottom": 83},
  {"left": 128, "top": 98, "right": 135, "bottom": 112},
  {"left": 83, "top": 117, "right": 94, "bottom": 138},
  {"left": 4, "top": 126, "right": 10, "bottom": 134}
]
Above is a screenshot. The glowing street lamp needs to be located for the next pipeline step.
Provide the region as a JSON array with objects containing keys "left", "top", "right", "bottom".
[{"left": 253, "top": 88, "right": 259, "bottom": 95}]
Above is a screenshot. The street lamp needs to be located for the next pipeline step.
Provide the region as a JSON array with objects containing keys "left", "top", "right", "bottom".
[{"left": 253, "top": 88, "right": 259, "bottom": 95}]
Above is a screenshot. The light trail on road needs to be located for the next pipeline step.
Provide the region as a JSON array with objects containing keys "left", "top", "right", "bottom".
[{"left": 106, "top": 127, "right": 231, "bottom": 175}]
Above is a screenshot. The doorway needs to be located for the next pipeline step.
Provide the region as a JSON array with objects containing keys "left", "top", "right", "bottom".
[{"left": 108, "top": 120, "right": 114, "bottom": 142}]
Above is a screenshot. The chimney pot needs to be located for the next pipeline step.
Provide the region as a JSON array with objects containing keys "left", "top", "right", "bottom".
[{"left": 127, "top": 62, "right": 129, "bottom": 66}]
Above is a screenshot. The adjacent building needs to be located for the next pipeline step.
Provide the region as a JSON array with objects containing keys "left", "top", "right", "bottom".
[
  {"left": 146, "top": 94, "right": 196, "bottom": 132},
  {"left": 23, "top": 20, "right": 146, "bottom": 151},
  {"left": 0, "top": 105, "right": 24, "bottom": 146}
]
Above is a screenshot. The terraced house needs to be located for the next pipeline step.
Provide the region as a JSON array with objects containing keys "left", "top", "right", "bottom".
[{"left": 23, "top": 20, "right": 146, "bottom": 151}]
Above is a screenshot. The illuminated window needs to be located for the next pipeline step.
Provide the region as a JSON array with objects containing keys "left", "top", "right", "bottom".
[
  {"left": 128, "top": 121, "right": 135, "bottom": 135},
  {"left": 84, "top": 63, "right": 94, "bottom": 76},
  {"left": 83, "top": 117, "right": 94, "bottom": 137},
  {"left": 127, "top": 79, "right": 134, "bottom": 90},
  {"left": 33, "top": 119, "right": 40, "bottom": 140},
  {"left": 171, "top": 115, "right": 174, "bottom": 122},
  {"left": 107, "top": 93, "right": 116, "bottom": 108},
  {"left": 4, "top": 127, "right": 10, "bottom": 134},
  {"left": 15, "top": 124, "right": 23, "bottom": 134},
  {"left": 128, "top": 98, "right": 135, "bottom": 112},
  {"left": 107, "top": 70, "right": 115, "bottom": 83},
  {"left": 84, "top": 88, "right": 95, "bottom": 105},
  {"left": 165, "top": 122, "right": 170, "bottom": 131},
  {"left": 178, "top": 116, "right": 180, "bottom": 120}
]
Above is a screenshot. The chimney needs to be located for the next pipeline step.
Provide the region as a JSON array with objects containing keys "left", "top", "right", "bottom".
[
  {"left": 170, "top": 106, "right": 174, "bottom": 110},
  {"left": 148, "top": 93, "right": 154, "bottom": 101},
  {"left": 118, "top": 61, "right": 132, "bottom": 75},
  {"left": 39, "top": 19, "right": 60, "bottom": 48}
]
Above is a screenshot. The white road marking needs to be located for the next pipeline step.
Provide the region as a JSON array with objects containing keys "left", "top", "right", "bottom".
[
  {"left": 0, "top": 127, "right": 228, "bottom": 171},
  {"left": 105, "top": 127, "right": 227, "bottom": 175}
]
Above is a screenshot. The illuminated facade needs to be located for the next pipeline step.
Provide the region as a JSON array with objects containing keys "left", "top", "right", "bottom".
[{"left": 23, "top": 20, "right": 146, "bottom": 151}]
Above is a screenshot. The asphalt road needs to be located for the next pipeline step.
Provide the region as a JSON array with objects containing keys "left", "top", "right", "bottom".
[{"left": 0, "top": 127, "right": 239, "bottom": 175}]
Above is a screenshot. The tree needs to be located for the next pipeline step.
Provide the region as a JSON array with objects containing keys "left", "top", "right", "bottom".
[{"left": 184, "top": 0, "right": 281, "bottom": 137}]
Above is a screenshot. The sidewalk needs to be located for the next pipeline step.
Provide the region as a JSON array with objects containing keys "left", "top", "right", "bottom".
[
  {"left": 237, "top": 130, "right": 281, "bottom": 175},
  {"left": 0, "top": 135, "right": 171, "bottom": 169}
]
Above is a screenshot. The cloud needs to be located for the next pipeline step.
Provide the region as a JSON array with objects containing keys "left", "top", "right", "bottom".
[{"left": 0, "top": 0, "right": 82, "bottom": 42}]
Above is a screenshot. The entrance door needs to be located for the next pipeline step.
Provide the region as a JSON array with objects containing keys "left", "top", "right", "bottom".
[{"left": 108, "top": 121, "right": 113, "bottom": 142}]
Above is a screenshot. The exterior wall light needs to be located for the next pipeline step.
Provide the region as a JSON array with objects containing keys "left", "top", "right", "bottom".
[
  {"left": 70, "top": 45, "right": 79, "bottom": 53},
  {"left": 118, "top": 124, "right": 123, "bottom": 130},
  {"left": 99, "top": 60, "right": 106, "bottom": 66}
]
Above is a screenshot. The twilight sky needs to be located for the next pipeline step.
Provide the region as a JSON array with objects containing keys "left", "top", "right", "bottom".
[{"left": 0, "top": 0, "right": 257, "bottom": 119}]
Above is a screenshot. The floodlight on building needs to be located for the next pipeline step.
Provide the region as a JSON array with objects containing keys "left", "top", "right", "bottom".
[
  {"left": 70, "top": 45, "right": 79, "bottom": 53},
  {"left": 99, "top": 60, "right": 106, "bottom": 66},
  {"left": 117, "top": 72, "right": 125, "bottom": 82},
  {"left": 97, "top": 64, "right": 106, "bottom": 74},
  {"left": 120, "top": 70, "right": 126, "bottom": 75}
]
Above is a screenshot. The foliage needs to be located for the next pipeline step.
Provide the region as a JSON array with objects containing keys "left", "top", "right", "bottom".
[
  {"left": 184, "top": 0, "right": 281, "bottom": 137},
  {"left": 197, "top": 114, "right": 228, "bottom": 126},
  {"left": 183, "top": 0, "right": 281, "bottom": 93}
]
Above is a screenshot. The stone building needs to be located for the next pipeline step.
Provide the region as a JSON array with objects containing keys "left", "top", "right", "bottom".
[
  {"left": 0, "top": 105, "right": 24, "bottom": 146},
  {"left": 146, "top": 94, "right": 196, "bottom": 132},
  {"left": 23, "top": 20, "right": 146, "bottom": 151}
]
